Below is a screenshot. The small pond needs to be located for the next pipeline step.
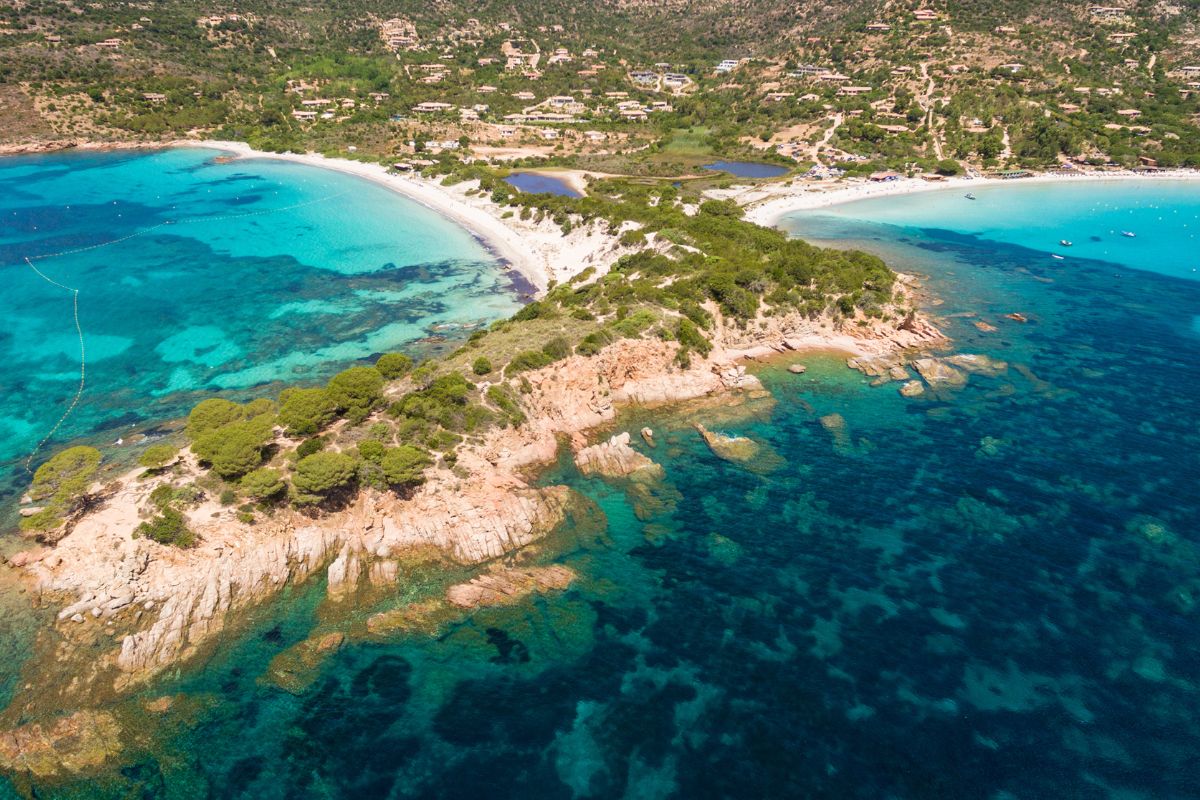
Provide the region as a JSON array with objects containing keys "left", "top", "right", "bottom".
[
  {"left": 504, "top": 172, "right": 582, "bottom": 197},
  {"left": 702, "top": 161, "right": 790, "bottom": 178}
]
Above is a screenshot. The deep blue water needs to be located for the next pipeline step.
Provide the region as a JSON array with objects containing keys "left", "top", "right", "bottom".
[
  {"left": 504, "top": 172, "right": 583, "bottom": 197},
  {"left": 7, "top": 182, "right": 1200, "bottom": 798},
  {"left": 0, "top": 147, "right": 520, "bottom": 510},
  {"left": 703, "top": 161, "right": 790, "bottom": 178}
]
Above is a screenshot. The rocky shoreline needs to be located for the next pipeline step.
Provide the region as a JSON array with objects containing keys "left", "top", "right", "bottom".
[{"left": 0, "top": 286, "right": 949, "bottom": 780}]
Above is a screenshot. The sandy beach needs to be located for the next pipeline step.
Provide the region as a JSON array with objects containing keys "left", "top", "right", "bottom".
[
  {"left": 184, "top": 141, "right": 628, "bottom": 292},
  {"left": 739, "top": 169, "right": 1200, "bottom": 227}
]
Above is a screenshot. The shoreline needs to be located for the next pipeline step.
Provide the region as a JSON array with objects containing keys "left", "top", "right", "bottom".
[
  {"left": 741, "top": 170, "right": 1200, "bottom": 227},
  {"left": 0, "top": 138, "right": 629, "bottom": 294},
  {"left": 184, "top": 140, "right": 564, "bottom": 291}
]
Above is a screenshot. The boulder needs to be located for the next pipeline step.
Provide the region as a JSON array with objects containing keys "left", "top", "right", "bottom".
[
  {"left": 912, "top": 358, "right": 968, "bottom": 388},
  {"left": 575, "top": 432, "right": 662, "bottom": 478},
  {"left": 640, "top": 427, "right": 656, "bottom": 447},
  {"left": 694, "top": 423, "right": 759, "bottom": 463},
  {"left": 788, "top": 363, "right": 807, "bottom": 374},
  {"left": 899, "top": 380, "right": 925, "bottom": 398}
]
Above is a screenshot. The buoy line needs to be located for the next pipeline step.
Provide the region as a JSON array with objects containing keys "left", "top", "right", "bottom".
[{"left": 18, "top": 188, "right": 351, "bottom": 473}]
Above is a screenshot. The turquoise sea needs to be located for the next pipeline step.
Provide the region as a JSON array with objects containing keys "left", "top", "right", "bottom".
[
  {"left": 4, "top": 178, "right": 1200, "bottom": 798},
  {"left": 0, "top": 147, "right": 521, "bottom": 509}
]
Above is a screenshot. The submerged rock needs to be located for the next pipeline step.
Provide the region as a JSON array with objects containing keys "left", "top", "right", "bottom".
[
  {"left": 0, "top": 710, "right": 121, "bottom": 778},
  {"left": 788, "top": 363, "right": 807, "bottom": 374},
  {"left": 975, "top": 436, "right": 1008, "bottom": 459},
  {"left": 263, "top": 631, "right": 346, "bottom": 694},
  {"left": 846, "top": 355, "right": 903, "bottom": 378},
  {"left": 694, "top": 423, "right": 759, "bottom": 463},
  {"left": 819, "top": 413, "right": 855, "bottom": 455},
  {"left": 974, "top": 320, "right": 998, "bottom": 332},
  {"left": 912, "top": 357, "right": 968, "bottom": 388},
  {"left": 945, "top": 353, "right": 1008, "bottom": 376},
  {"left": 899, "top": 380, "right": 925, "bottom": 398},
  {"left": 640, "top": 427, "right": 656, "bottom": 447},
  {"left": 445, "top": 564, "right": 576, "bottom": 609}
]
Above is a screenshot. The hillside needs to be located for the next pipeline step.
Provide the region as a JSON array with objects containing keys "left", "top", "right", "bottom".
[{"left": 1, "top": 0, "right": 1199, "bottom": 171}]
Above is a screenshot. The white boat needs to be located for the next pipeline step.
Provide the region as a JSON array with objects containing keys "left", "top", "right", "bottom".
[
  {"left": 1059, "top": 240, "right": 1073, "bottom": 247},
  {"left": 1121, "top": 231, "right": 1136, "bottom": 238},
  {"left": 1052, "top": 254, "right": 1065, "bottom": 260},
  {"left": 965, "top": 193, "right": 977, "bottom": 200}
]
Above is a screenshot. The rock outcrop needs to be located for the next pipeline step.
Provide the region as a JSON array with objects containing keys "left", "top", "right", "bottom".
[
  {"left": 575, "top": 432, "right": 662, "bottom": 478},
  {"left": 445, "top": 564, "right": 576, "bottom": 609}
]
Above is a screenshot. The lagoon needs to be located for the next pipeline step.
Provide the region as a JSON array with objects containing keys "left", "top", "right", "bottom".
[{"left": 0, "top": 147, "right": 520, "bottom": 506}]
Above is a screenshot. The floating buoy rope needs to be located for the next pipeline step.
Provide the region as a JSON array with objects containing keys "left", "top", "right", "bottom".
[{"left": 18, "top": 188, "right": 350, "bottom": 473}]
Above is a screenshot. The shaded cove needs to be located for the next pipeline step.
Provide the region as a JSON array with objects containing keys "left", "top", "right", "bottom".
[
  {"left": 13, "top": 184, "right": 1200, "bottom": 798},
  {"left": 0, "top": 147, "right": 521, "bottom": 509}
]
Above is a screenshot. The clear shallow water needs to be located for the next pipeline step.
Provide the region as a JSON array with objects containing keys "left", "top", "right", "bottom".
[
  {"left": 703, "top": 161, "right": 790, "bottom": 178},
  {"left": 8, "top": 182, "right": 1200, "bottom": 799},
  {"left": 504, "top": 172, "right": 583, "bottom": 197},
  {"left": 0, "top": 147, "right": 520, "bottom": 505},
  {"left": 820, "top": 179, "right": 1200, "bottom": 281}
]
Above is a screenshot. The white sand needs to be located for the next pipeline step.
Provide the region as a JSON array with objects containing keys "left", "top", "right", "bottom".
[
  {"left": 184, "top": 141, "right": 628, "bottom": 292},
  {"left": 737, "top": 170, "right": 1200, "bottom": 227}
]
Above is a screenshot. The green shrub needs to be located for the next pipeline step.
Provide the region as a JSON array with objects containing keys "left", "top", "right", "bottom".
[
  {"left": 185, "top": 398, "right": 243, "bottom": 440},
  {"left": 197, "top": 420, "right": 272, "bottom": 479},
  {"left": 148, "top": 482, "right": 205, "bottom": 511},
  {"left": 409, "top": 361, "right": 437, "bottom": 387},
  {"left": 676, "top": 317, "right": 712, "bottom": 356},
  {"left": 542, "top": 336, "right": 571, "bottom": 361},
  {"left": 576, "top": 328, "right": 616, "bottom": 356},
  {"left": 366, "top": 421, "right": 394, "bottom": 442},
  {"left": 278, "top": 387, "right": 336, "bottom": 436},
  {"left": 138, "top": 443, "right": 179, "bottom": 471},
  {"left": 610, "top": 309, "right": 657, "bottom": 338},
  {"left": 27, "top": 446, "right": 101, "bottom": 504},
  {"left": 219, "top": 488, "right": 237, "bottom": 506},
  {"left": 375, "top": 352, "right": 414, "bottom": 379},
  {"left": 135, "top": 510, "right": 195, "bottom": 546},
  {"left": 292, "top": 451, "right": 358, "bottom": 500},
  {"left": 241, "top": 468, "right": 286, "bottom": 500},
  {"left": 358, "top": 440, "right": 386, "bottom": 463},
  {"left": 390, "top": 373, "right": 484, "bottom": 431},
  {"left": 296, "top": 437, "right": 325, "bottom": 458},
  {"left": 506, "top": 350, "right": 553, "bottom": 374},
  {"left": 472, "top": 356, "right": 493, "bottom": 375},
  {"left": 327, "top": 366, "right": 384, "bottom": 412},
  {"left": 20, "top": 445, "right": 103, "bottom": 532},
  {"left": 380, "top": 445, "right": 432, "bottom": 488},
  {"left": 135, "top": 508, "right": 196, "bottom": 547},
  {"left": 485, "top": 385, "right": 526, "bottom": 427},
  {"left": 512, "top": 300, "right": 554, "bottom": 322}
]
